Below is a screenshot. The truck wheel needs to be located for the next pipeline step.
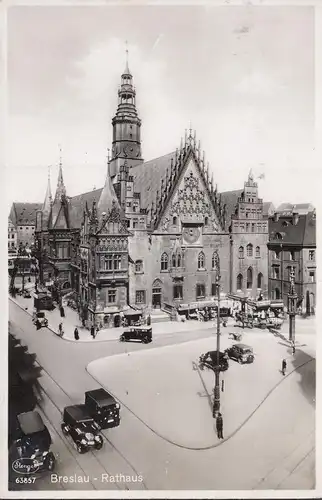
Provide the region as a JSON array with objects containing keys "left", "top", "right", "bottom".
[
  {"left": 45, "top": 452, "right": 55, "bottom": 471},
  {"left": 95, "top": 438, "right": 103, "bottom": 450},
  {"left": 76, "top": 442, "right": 86, "bottom": 454}
]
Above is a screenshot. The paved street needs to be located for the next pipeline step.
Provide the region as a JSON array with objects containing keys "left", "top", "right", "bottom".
[{"left": 9, "top": 298, "right": 315, "bottom": 491}]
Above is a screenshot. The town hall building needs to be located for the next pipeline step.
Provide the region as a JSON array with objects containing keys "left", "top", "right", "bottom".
[{"left": 34, "top": 56, "right": 270, "bottom": 328}]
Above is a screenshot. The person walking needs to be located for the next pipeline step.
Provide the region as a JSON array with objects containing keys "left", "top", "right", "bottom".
[
  {"left": 90, "top": 324, "right": 95, "bottom": 339},
  {"left": 282, "top": 358, "right": 287, "bottom": 376},
  {"left": 291, "top": 341, "right": 295, "bottom": 355},
  {"left": 58, "top": 322, "right": 63, "bottom": 337},
  {"left": 216, "top": 412, "right": 224, "bottom": 439},
  {"left": 74, "top": 327, "right": 79, "bottom": 341},
  {"left": 96, "top": 326, "right": 99, "bottom": 337}
]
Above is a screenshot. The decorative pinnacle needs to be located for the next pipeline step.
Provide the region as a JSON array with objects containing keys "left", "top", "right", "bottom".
[{"left": 123, "top": 40, "right": 131, "bottom": 75}]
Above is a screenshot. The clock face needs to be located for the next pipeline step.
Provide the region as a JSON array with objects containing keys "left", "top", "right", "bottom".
[{"left": 182, "top": 226, "right": 201, "bottom": 244}]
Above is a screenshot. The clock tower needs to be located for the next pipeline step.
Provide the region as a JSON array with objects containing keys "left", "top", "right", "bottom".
[{"left": 109, "top": 48, "right": 143, "bottom": 180}]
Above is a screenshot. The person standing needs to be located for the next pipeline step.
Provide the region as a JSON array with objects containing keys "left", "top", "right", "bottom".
[
  {"left": 291, "top": 341, "right": 295, "bottom": 356},
  {"left": 58, "top": 322, "right": 63, "bottom": 337},
  {"left": 74, "top": 327, "right": 79, "bottom": 341},
  {"left": 216, "top": 412, "right": 224, "bottom": 439},
  {"left": 90, "top": 324, "right": 95, "bottom": 339},
  {"left": 282, "top": 359, "right": 287, "bottom": 376}
]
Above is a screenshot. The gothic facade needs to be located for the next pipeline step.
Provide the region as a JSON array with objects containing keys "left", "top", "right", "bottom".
[{"left": 35, "top": 57, "right": 270, "bottom": 328}]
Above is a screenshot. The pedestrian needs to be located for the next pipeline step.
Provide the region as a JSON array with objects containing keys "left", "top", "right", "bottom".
[
  {"left": 96, "top": 326, "right": 99, "bottom": 337},
  {"left": 74, "top": 327, "right": 79, "bottom": 341},
  {"left": 90, "top": 325, "right": 95, "bottom": 338},
  {"left": 282, "top": 358, "right": 287, "bottom": 376},
  {"left": 291, "top": 342, "right": 295, "bottom": 356},
  {"left": 216, "top": 412, "right": 224, "bottom": 439},
  {"left": 58, "top": 322, "right": 63, "bottom": 337}
]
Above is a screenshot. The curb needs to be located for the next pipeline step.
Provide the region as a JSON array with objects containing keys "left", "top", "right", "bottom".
[{"left": 86, "top": 356, "right": 314, "bottom": 451}]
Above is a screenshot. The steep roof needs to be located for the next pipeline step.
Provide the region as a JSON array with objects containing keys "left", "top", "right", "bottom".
[
  {"left": 130, "top": 151, "right": 176, "bottom": 210},
  {"left": 97, "top": 173, "right": 120, "bottom": 218},
  {"left": 262, "top": 202, "right": 275, "bottom": 216},
  {"left": 220, "top": 189, "right": 243, "bottom": 224},
  {"left": 303, "top": 211, "right": 316, "bottom": 246},
  {"left": 268, "top": 213, "right": 315, "bottom": 246},
  {"left": 276, "top": 202, "right": 314, "bottom": 214},
  {"left": 68, "top": 188, "right": 103, "bottom": 228},
  {"left": 9, "top": 203, "right": 42, "bottom": 226}
]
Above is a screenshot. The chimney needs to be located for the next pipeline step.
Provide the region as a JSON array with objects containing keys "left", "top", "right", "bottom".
[{"left": 293, "top": 212, "right": 299, "bottom": 225}]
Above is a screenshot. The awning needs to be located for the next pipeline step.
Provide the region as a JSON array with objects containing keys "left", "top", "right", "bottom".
[
  {"left": 270, "top": 301, "right": 284, "bottom": 308},
  {"left": 124, "top": 310, "right": 143, "bottom": 317},
  {"left": 178, "top": 300, "right": 216, "bottom": 310}
]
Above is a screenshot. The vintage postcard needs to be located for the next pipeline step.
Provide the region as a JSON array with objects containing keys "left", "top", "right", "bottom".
[{"left": 3, "top": 0, "right": 318, "bottom": 498}]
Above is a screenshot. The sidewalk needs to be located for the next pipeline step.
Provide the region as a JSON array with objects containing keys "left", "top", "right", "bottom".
[{"left": 9, "top": 290, "right": 227, "bottom": 342}]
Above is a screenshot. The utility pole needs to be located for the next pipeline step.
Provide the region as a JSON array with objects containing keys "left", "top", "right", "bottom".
[
  {"left": 287, "top": 267, "right": 297, "bottom": 342},
  {"left": 213, "top": 250, "right": 221, "bottom": 417}
]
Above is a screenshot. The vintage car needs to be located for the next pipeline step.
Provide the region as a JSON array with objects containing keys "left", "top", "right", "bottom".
[
  {"left": 199, "top": 350, "right": 229, "bottom": 372},
  {"left": 85, "top": 389, "right": 120, "bottom": 430},
  {"left": 119, "top": 326, "right": 152, "bottom": 344},
  {"left": 61, "top": 405, "right": 103, "bottom": 454},
  {"left": 15, "top": 411, "right": 55, "bottom": 473},
  {"left": 225, "top": 343, "right": 254, "bottom": 364},
  {"left": 32, "top": 311, "right": 48, "bottom": 328},
  {"left": 22, "top": 290, "right": 32, "bottom": 298}
]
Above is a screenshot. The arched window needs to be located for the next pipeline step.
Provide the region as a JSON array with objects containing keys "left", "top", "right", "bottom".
[
  {"left": 256, "top": 246, "right": 260, "bottom": 258},
  {"left": 177, "top": 252, "right": 182, "bottom": 268},
  {"left": 198, "top": 251, "right": 205, "bottom": 269},
  {"left": 173, "top": 216, "right": 177, "bottom": 225},
  {"left": 172, "top": 253, "right": 177, "bottom": 268},
  {"left": 135, "top": 260, "right": 143, "bottom": 273},
  {"left": 257, "top": 272, "right": 263, "bottom": 289},
  {"left": 161, "top": 252, "right": 168, "bottom": 271},
  {"left": 274, "top": 288, "right": 280, "bottom": 300},
  {"left": 247, "top": 267, "right": 253, "bottom": 289},
  {"left": 239, "top": 246, "right": 244, "bottom": 259},
  {"left": 246, "top": 244, "right": 253, "bottom": 257},
  {"left": 237, "top": 274, "right": 243, "bottom": 291},
  {"left": 205, "top": 216, "right": 209, "bottom": 226}
]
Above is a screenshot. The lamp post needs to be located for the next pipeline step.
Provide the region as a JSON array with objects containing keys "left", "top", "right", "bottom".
[
  {"left": 287, "top": 267, "right": 297, "bottom": 343},
  {"left": 213, "top": 250, "right": 221, "bottom": 417}
]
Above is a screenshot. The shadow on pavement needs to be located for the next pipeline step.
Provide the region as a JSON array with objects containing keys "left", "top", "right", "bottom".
[{"left": 290, "top": 349, "right": 316, "bottom": 408}]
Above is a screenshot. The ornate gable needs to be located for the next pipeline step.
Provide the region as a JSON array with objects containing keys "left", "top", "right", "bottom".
[
  {"left": 97, "top": 201, "right": 131, "bottom": 236},
  {"left": 157, "top": 154, "right": 221, "bottom": 233},
  {"left": 53, "top": 202, "right": 69, "bottom": 230}
]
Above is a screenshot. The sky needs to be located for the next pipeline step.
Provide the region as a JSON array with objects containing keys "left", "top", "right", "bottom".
[{"left": 6, "top": 4, "right": 316, "bottom": 210}]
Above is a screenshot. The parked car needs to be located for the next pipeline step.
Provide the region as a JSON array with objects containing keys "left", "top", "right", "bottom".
[
  {"left": 225, "top": 343, "right": 254, "bottom": 364},
  {"left": 199, "top": 350, "right": 229, "bottom": 372},
  {"left": 61, "top": 405, "right": 103, "bottom": 454},
  {"left": 15, "top": 411, "right": 55, "bottom": 473},
  {"left": 85, "top": 389, "right": 120, "bottom": 430},
  {"left": 32, "top": 311, "right": 48, "bottom": 328},
  {"left": 22, "top": 290, "right": 32, "bottom": 298},
  {"left": 120, "top": 326, "right": 152, "bottom": 344}
]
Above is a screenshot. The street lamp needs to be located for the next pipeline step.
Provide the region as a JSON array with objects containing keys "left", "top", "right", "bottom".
[
  {"left": 213, "top": 250, "right": 221, "bottom": 418},
  {"left": 287, "top": 267, "right": 297, "bottom": 342}
]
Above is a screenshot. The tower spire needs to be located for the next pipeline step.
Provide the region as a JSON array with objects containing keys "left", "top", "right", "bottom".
[
  {"left": 42, "top": 166, "right": 53, "bottom": 214},
  {"left": 123, "top": 40, "right": 131, "bottom": 76},
  {"left": 55, "top": 144, "right": 66, "bottom": 200}
]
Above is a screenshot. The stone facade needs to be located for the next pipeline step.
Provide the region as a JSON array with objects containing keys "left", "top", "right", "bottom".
[
  {"left": 267, "top": 210, "right": 316, "bottom": 313},
  {"left": 229, "top": 172, "right": 269, "bottom": 299}
]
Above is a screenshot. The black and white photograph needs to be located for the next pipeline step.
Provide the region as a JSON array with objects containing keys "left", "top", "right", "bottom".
[{"left": 5, "top": 1, "right": 317, "bottom": 496}]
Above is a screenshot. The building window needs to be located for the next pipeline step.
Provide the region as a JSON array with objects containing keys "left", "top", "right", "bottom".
[
  {"left": 161, "top": 252, "right": 168, "bottom": 271},
  {"left": 289, "top": 251, "right": 295, "bottom": 261},
  {"left": 309, "top": 250, "right": 315, "bottom": 261},
  {"left": 196, "top": 284, "right": 205, "bottom": 299},
  {"left": 173, "top": 216, "right": 177, "bottom": 225},
  {"left": 197, "top": 251, "right": 205, "bottom": 269},
  {"left": 135, "top": 290, "right": 146, "bottom": 303},
  {"left": 255, "top": 246, "right": 260, "bottom": 258},
  {"left": 246, "top": 243, "right": 253, "bottom": 257},
  {"left": 108, "top": 289, "right": 116, "bottom": 303},
  {"left": 257, "top": 272, "right": 263, "bottom": 289},
  {"left": 237, "top": 274, "right": 243, "bottom": 291},
  {"left": 246, "top": 223, "right": 250, "bottom": 232},
  {"left": 205, "top": 217, "right": 209, "bottom": 226},
  {"left": 135, "top": 260, "right": 143, "bottom": 273},
  {"left": 273, "top": 266, "right": 280, "bottom": 279},
  {"left": 57, "top": 242, "right": 70, "bottom": 259},
  {"left": 251, "top": 223, "right": 255, "bottom": 233},
  {"left": 104, "top": 254, "right": 113, "bottom": 270},
  {"left": 274, "top": 250, "right": 280, "bottom": 259},
  {"left": 173, "top": 284, "right": 183, "bottom": 299},
  {"left": 211, "top": 283, "right": 217, "bottom": 296},
  {"left": 274, "top": 288, "right": 280, "bottom": 300},
  {"left": 247, "top": 267, "right": 253, "bottom": 289},
  {"left": 309, "top": 271, "right": 315, "bottom": 283},
  {"left": 133, "top": 219, "right": 138, "bottom": 229},
  {"left": 238, "top": 246, "right": 244, "bottom": 259},
  {"left": 113, "top": 254, "right": 122, "bottom": 270},
  {"left": 126, "top": 219, "right": 130, "bottom": 228}
]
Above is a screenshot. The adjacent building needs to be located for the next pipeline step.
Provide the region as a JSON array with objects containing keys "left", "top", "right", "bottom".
[
  {"left": 9, "top": 203, "right": 42, "bottom": 248},
  {"left": 8, "top": 219, "right": 17, "bottom": 253},
  {"left": 267, "top": 209, "right": 316, "bottom": 313}
]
